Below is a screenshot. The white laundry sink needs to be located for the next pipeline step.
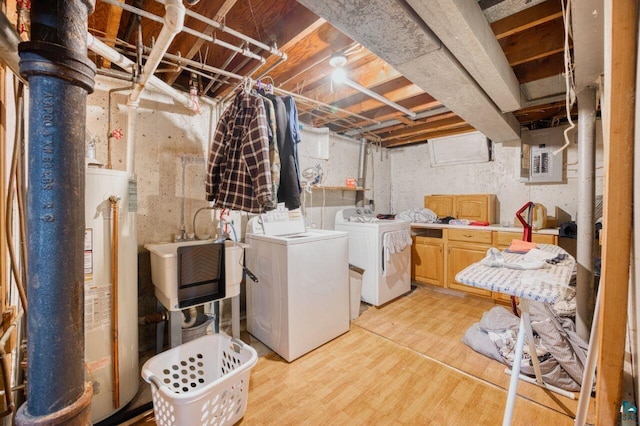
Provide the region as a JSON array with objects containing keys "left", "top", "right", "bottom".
[{"left": 145, "top": 240, "right": 246, "bottom": 311}]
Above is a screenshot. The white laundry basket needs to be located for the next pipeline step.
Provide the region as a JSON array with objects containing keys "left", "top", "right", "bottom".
[{"left": 141, "top": 333, "right": 258, "bottom": 426}]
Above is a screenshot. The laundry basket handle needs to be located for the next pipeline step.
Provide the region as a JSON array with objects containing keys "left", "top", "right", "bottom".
[
  {"left": 148, "top": 375, "right": 164, "bottom": 390},
  {"left": 230, "top": 338, "right": 247, "bottom": 353}
]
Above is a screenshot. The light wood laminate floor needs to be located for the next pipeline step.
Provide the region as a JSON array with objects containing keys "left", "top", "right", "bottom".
[{"left": 131, "top": 284, "right": 594, "bottom": 425}]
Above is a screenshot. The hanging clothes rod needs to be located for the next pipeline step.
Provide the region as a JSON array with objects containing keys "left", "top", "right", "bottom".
[
  {"left": 154, "top": 0, "right": 286, "bottom": 59},
  {"left": 99, "top": 0, "right": 266, "bottom": 63},
  {"left": 269, "top": 85, "right": 379, "bottom": 126}
]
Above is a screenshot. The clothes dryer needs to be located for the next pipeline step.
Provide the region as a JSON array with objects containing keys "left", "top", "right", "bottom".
[
  {"left": 335, "top": 207, "right": 411, "bottom": 306},
  {"left": 245, "top": 218, "right": 350, "bottom": 362}
]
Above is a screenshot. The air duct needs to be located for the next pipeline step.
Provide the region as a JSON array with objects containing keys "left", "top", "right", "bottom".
[{"left": 297, "top": 0, "right": 520, "bottom": 143}]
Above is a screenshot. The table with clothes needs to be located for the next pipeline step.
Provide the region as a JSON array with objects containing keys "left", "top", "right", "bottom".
[{"left": 455, "top": 244, "right": 588, "bottom": 426}]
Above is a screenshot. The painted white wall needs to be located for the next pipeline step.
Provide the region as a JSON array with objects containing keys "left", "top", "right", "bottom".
[
  {"left": 390, "top": 135, "right": 604, "bottom": 224},
  {"left": 86, "top": 75, "right": 218, "bottom": 247},
  {"left": 298, "top": 132, "right": 391, "bottom": 230}
]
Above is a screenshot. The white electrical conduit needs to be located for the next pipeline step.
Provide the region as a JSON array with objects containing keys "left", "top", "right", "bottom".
[
  {"left": 100, "top": 0, "right": 267, "bottom": 63},
  {"left": 154, "top": 0, "right": 286, "bottom": 59},
  {"left": 555, "top": 0, "right": 576, "bottom": 156}
]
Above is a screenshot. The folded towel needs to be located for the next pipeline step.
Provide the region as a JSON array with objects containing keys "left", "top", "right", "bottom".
[
  {"left": 382, "top": 229, "right": 412, "bottom": 276},
  {"left": 507, "top": 239, "right": 537, "bottom": 253}
]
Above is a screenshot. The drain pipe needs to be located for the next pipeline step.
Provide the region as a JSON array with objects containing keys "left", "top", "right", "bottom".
[
  {"left": 16, "top": 0, "right": 95, "bottom": 424},
  {"left": 126, "top": 0, "right": 184, "bottom": 175},
  {"left": 575, "top": 87, "right": 597, "bottom": 340},
  {"left": 356, "top": 138, "right": 368, "bottom": 207}
]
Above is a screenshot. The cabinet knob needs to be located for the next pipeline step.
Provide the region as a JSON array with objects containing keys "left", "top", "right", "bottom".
[{"left": 464, "top": 234, "right": 472, "bottom": 238}]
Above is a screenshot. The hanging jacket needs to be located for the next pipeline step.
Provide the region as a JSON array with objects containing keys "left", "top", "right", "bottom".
[
  {"left": 206, "top": 91, "right": 272, "bottom": 213},
  {"left": 265, "top": 94, "right": 301, "bottom": 209},
  {"left": 258, "top": 92, "right": 280, "bottom": 210},
  {"left": 282, "top": 96, "right": 302, "bottom": 192}
]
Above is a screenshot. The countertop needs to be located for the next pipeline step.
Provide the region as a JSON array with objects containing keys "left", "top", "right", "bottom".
[{"left": 410, "top": 222, "right": 559, "bottom": 235}]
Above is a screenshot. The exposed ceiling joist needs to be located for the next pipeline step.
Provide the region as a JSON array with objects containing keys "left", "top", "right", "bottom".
[
  {"left": 491, "top": 0, "right": 563, "bottom": 40},
  {"left": 165, "top": 0, "right": 239, "bottom": 85}
]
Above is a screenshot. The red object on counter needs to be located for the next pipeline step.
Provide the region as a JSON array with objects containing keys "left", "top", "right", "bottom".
[{"left": 470, "top": 221, "right": 490, "bottom": 226}]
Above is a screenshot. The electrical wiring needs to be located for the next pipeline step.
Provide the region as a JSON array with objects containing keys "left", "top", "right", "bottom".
[
  {"left": 554, "top": 0, "right": 576, "bottom": 156},
  {"left": 4, "top": 78, "right": 28, "bottom": 313}
]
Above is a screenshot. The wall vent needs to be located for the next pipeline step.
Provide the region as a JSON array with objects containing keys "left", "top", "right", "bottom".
[{"left": 428, "top": 131, "right": 490, "bottom": 166}]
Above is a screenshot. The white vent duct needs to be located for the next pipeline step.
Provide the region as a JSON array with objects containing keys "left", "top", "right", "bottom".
[
  {"left": 404, "top": 0, "right": 521, "bottom": 113},
  {"left": 296, "top": 0, "right": 521, "bottom": 143},
  {"left": 428, "top": 131, "right": 490, "bottom": 166},
  {"left": 571, "top": 0, "right": 604, "bottom": 91}
]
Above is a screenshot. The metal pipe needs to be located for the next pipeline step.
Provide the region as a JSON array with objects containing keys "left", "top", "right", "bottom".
[
  {"left": 16, "top": 0, "right": 95, "bottom": 423},
  {"left": 101, "top": 0, "right": 267, "bottom": 63},
  {"left": 0, "top": 10, "right": 24, "bottom": 81},
  {"left": 154, "top": 0, "right": 286, "bottom": 58},
  {"left": 107, "top": 85, "right": 132, "bottom": 169},
  {"left": 109, "top": 196, "right": 121, "bottom": 409},
  {"left": 341, "top": 77, "right": 416, "bottom": 118},
  {"left": 87, "top": 33, "right": 198, "bottom": 111},
  {"left": 575, "top": 87, "right": 597, "bottom": 340}
]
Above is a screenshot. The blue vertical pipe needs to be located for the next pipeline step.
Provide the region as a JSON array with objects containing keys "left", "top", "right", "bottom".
[{"left": 17, "top": 0, "right": 96, "bottom": 422}]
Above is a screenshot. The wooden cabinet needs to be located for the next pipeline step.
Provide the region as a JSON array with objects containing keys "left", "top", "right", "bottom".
[
  {"left": 424, "top": 194, "right": 496, "bottom": 223},
  {"left": 493, "top": 231, "right": 557, "bottom": 247},
  {"left": 410, "top": 226, "right": 559, "bottom": 303},
  {"left": 454, "top": 194, "right": 496, "bottom": 223},
  {"left": 423, "top": 195, "right": 454, "bottom": 218},
  {"left": 412, "top": 235, "right": 444, "bottom": 287},
  {"left": 446, "top": 230, "right": 492, "bottom": 297}
]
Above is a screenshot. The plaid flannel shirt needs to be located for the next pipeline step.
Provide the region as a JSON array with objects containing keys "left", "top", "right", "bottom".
[{"left": 206, "top": 91, "right": 272, "bottom": 213}]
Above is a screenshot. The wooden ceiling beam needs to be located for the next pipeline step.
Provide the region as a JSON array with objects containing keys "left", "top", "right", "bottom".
[
  {"left": 101, "top": 1, "right": 126, "bottom": 68},
  {"left": 382, "top": 125, "right": 475, "bottom": 148},
  {"left": 379, "top": 114, "right": 463, "bottom": 141},
  {"left": 164, "top": 0, "right": 239, "bottom": 86},
  {"left": 339, "top": 96, "right": 441, "bottom": 129},
  {"left": 499, "top": 18, "right": 566, "bottom": 66},
  {"left": 211, "top": 6, "right": 324, "bottom": 98},
  {"left": 264, "top": 24, "right": 355, "bottom": 85},
  {"left": 280, "top": 45, "right": 370, "bottom": 93},
  {"left": 301, "top": 57, "right": 400, "bottom": 104},
  {"left": 491, "top": 0, "right": 563, "bottom": 40},
  {"left": 513, "top": 51, "right": 565, "bottom": 84}
]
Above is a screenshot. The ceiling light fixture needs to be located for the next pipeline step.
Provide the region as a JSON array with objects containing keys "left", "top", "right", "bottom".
[{"left": 328, "top": 53, "right": 416, "bottom": 118}]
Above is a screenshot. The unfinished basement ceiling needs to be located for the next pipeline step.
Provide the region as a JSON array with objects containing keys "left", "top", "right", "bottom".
[{"left": 86, "top": 0, "right": 588, "bottom": 148}]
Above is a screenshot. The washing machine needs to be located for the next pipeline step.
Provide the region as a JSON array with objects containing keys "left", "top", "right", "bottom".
[
  {"left": 245, "top": 216, "right": 350, "bottom": 362},
  {"left": 335, "top": 207, "right": 411, "bottom": 306}
]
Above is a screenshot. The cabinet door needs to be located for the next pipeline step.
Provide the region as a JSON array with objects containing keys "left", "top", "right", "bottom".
[
  {"left": 424, "top": 195, "right": 454, "bottom": 218},
  {"left": 412, "top": 237, "right": 444, "bottom": 287},
  {"left": 447, "top": 243, "right": 492, "bottom": 297},
  {"left": 454, "top": 194, "right": 495, "bottom": 223}
]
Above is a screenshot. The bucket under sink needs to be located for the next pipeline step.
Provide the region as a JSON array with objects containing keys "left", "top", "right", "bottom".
[{"left": 145, "top": 240, "right": 247, "bottom": 311}]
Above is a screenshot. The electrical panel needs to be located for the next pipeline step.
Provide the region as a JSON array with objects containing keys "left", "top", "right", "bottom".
[{"left": 520, "top": 127, "right": 565, "bottom": 183}]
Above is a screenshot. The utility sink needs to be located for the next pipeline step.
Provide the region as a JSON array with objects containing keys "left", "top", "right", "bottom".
[{"left": 145, "top": 240, "right": 247, "bottom": 311}]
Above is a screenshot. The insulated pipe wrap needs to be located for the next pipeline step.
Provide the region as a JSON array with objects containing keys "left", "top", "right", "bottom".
[{"left": 17, "top": 0, "right": 95, "bottom": 422}]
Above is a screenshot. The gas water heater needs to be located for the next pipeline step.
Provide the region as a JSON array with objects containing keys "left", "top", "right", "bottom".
[{"left": 84, "top": 167, "right": 139, "bottom": 423}]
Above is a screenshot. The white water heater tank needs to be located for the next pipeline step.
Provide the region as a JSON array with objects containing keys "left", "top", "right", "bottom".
[{"left": 84, "top": 167, "right": 139, "bottom": 423}]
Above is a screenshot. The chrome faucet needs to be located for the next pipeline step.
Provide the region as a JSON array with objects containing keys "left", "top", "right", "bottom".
[{"left": 174, "top": 224, "right": 194, "bottom": 242}]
